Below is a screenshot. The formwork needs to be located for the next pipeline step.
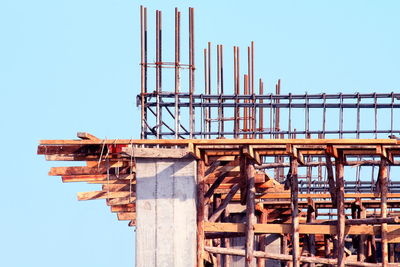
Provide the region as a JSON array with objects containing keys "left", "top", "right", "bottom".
[{"left": 38, "top": 6, "right": 400, "bottom": 267}]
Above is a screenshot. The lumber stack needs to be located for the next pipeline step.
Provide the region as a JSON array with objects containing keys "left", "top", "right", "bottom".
[{"left": 38, "top": 132, "right": 136, "bottom": 226}]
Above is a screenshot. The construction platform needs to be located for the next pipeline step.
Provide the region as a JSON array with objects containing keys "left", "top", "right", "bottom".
[
  {"left": 38, "top": 137, "right": 400, "bottom": 266},
  {"left": 38, "top": 5, "right": 400, "bottom": 267}
]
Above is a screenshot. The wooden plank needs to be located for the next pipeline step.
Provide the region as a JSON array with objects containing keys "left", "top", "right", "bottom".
[
  {"left": 111, "top": 204, "right": 135, "bottom": 213},
  {"left": 86, "top": 161, "right": 126, "bottom": 168},
  {"left": 205, "top": 173, "right": 265, "bottom": 184},
  {"left": 203, "top": 222, "right": 400, "bottom": 238},
  {"left": 203, "top": 246, "right": 393, "bottom": 267},
  {"left": 77, "top": 191, "right": 133, "bottom": 200},
  {"left": 62, "top": 174, "right": 134, "bottom": 183},
  {"left": 309, "top": 217, "right": 400, "bottom": 225},
  {"left": 49, "top": 166, "right": 130, "bottom": 176},
  {"left": 259, "top": 193, "right": 400, "bottom": 199},
  {"left": 45, "top": 154, "right": 101, "bottom": 161},
  {"left": 102, "top": 184, "right": 133, "bottom": 191},
  {"left": 117, "top": 212, "right": 136, "bottom": 221},
  {"left": 39, "top": 138, "right": 398, "bottom": 145},
  {"left": 123, "top": 147, "right": 190, "bottom": 159},
  {"left": 38, "top": 144, "right": 104, "bottom": 155},
  {"left": 206, "top": 155, "right": 236, "bottom": 162},
  {"left": 77, "top": 132, "right": 99, "bottom": 140},
  {"left": 106, "top": 197, "right": 135, "bottom": 206}
]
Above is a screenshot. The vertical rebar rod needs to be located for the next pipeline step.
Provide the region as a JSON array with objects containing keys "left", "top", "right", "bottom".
[
  {"left": 269, "top": 94, "right": 273, "bottom": 139},
  {"left": 208, "top": 42, "right": 212, "bottom": 138},
  {"left": 339, "top": 93, "right": 343, "bottom": 139},
  {"left": 259, "top": 79, "right": 264, "bottom": 139},
  {"left": 174, "top": 8, "right": 181, "bottom": 139},
  {"left": 140, "top": 6, "right": 147, "bottom": 139},
  {"left": 234, "top": 46, "right": 238, "bottom": 138},
  {"left": 155, "top": 10, "right": 159, "bottom": 138},
  {"left": 144, "top": 7, "right": 148, "bottom": 138},
  {"left": 288, "top": 93, "right": 292, "bottom": 138},
  {"left": 276, "top": 80, "right": 281, "bottom": 137},
  {"left": 204, "top": 48, "right": 209, "bottom": 139},
  {"left": 247, "top": 46, "right": 251, "bottom": 137},
  {"left": 275, "top": 80, "right": 281, "bottom": 179},
  {"left": 251, "top": 42, "right": 254, "bottom": 102},
  {"left": 155, "top": 10, "right": 162, "bottom": 139},
  {"left": 189, "top": 7, "right": 195, "bottom": 138},
  {"left": 305, "top": 92, "right": 309, "bottom": 138},
  {"left": 318, "top": 133, "right": 323, "bottom": 181},
  {"left": 251, "top": 42, "right": 256, "bottom": 138},
  {"left": 221, "top": 45, "right": 224, "bottom": 137},
  {"left": 374, "top": 92, "right": 378, "bottom": 139},
  {"left": 236, "top": 47, "right": 240, "bottom": 138},
  {"left": 356, "top": 93, "right": 360, "bottom": 139},
  {"left": 322, "top": 93, "right": 326, "bottom": 138},
  {"left": 244, "top": 74, "right": 248, "bottom": 139},
  {"left": 391, "top": 92, "right": 394, "bottom": 135},
  {"left": 217, "top": 45, "right": 221, "bottom": 137}
]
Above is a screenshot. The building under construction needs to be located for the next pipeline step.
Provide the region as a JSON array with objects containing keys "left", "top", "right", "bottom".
[{"left": 38, "top": 6, "right": 400, "bottom": 267}]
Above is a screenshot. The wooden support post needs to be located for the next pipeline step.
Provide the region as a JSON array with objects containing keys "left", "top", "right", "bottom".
[
  {"left": 359, "top": 203, "right": 367, "bottom": 262},
  {"left": 281, "top": 234, "right": 289, "bottom": 267},
  {"left": 324, "top": 235, "right": 330, "bottom": 258},
  {"left": 332, "top": 235, "right": 338, "bottom": 259},
  {"left": 214, "top": 194, "right": 222, "bottom": 267},
  {"left": 222, "top": 208, "right": 230, "bottom": 267},
  {"left": 208, "top": 184, "right": 240, "bottom": 222},
  {"left": 240, "top": 153, "right": 248, "bottom": 205},
  {"left": 326, "top": 155, "right": 337, "bottom": 208},
  {"left": 389, "top": 244, "right": 394, "bottom": 263},
  {"left": 197, "top": 160, "right": 206, "bottom": 267},
  {"left": 290, "top": 157, "right": 300, "bottom": 267},
  {"left": 368, "top": 235, "right": 377, "bottom": 263},
  {"left": 336, "top": 153, "right": 345, "bottom": 267},
  {"left": 379, "top": 158, "right": 388, "bottom": 267},
  {"left": 257, "top": 209, "right": 268, "bottom": 267},
  {"left": 204, "top": 172, "right": 229, "bottom": 202},
  {"left": 306, "top": 198, "right": 316, "bottom": 267},
  {"left": 245, "top": 159, "right": 256, "bottom": 267}
]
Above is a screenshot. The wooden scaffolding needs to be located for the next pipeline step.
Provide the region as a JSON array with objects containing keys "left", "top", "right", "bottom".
[{"left": 38, "top": 135, "right": 400, "bottom": 266}]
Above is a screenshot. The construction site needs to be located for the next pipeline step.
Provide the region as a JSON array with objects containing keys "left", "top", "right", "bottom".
[{"left": 38, "top": 6, "right": 400, "bottom": 267}]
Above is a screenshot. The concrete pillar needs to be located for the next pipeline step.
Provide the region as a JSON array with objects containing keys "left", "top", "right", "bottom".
[
  {"left": 264, "top": 234, "right": 282, "bottom": 267},
  {"left": 134, "top": 148, "right": 197, "bottom": 267}
]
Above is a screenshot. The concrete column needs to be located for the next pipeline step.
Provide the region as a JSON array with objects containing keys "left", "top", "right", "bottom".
[{"left": 134, "top": 148, "right": 197, "bottom": 267}]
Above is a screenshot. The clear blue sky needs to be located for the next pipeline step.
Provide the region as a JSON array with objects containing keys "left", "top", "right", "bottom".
[{"left": 1, "top": 1, "right": 400, "bottom": 266}]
